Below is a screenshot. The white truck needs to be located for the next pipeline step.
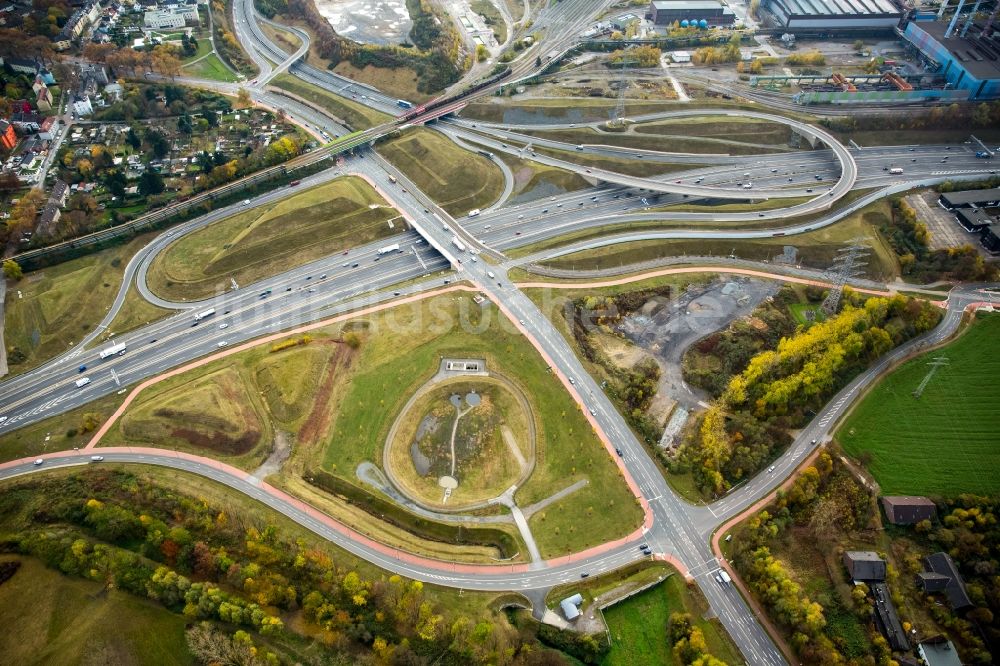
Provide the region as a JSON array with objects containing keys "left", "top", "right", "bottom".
[
  {"left": 377, "top": 243, "right": 400, "bottom": 255},
  {"left": 75, "top": 377, "right": 91, "bottom": 388},
  {"left": 99, "top": 342, "right": 126, "bottom": 359},
  {"left": 194, "top": 307, "right": 216, "bottom": 321},
  {"left": 451, "top": 236, "right": 466, "bottom": 252},
  {"left": 719, "top": 570, "right": 732, "bottom": 585},
  {"left": 889, "top": 167, "right": 904, "bottom": 174},
  {"left": 467, "top": 209, "right": 481, "bottom": 218}
]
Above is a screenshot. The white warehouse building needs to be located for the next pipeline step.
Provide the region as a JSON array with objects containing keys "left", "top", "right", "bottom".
[{"left": 761, "top": 0, "right": 904, "bottom": 31}]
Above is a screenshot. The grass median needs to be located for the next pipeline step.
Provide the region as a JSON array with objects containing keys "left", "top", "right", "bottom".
[
  {"left": 378, "top": 127, "right": 506, "bottom": 216},
  {"left": 146, "top": 176, "right": 398, "bottom": 301},
  {"left": 269, "top": 73, "right": 391, "bottom": 130},
  {"left": 527, "top": 199, "right": 899, "bottom": 281},
  {"left": 3, "top": 233, "right": 159, "bottom": 377}
]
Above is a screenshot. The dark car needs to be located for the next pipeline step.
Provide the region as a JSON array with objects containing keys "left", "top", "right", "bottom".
[{"left": 78, "top": 365, "right": 87, "bottom": 373}]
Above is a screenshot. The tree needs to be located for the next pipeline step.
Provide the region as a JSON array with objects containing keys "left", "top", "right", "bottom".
[
  {"left": 236, "top": 87, "right": 252, "bottom": 108},
  {"left": 138, "top": 170, "right": 165, "bottom": 196},
  {"left": 2, "top": 259, "right": 23, "bottom": 281}
]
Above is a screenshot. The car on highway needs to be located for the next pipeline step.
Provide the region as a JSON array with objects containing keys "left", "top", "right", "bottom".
[
  {"left": 32, "top": 458, "right": 45, "bottom": 466},
  {"left": 568, "top": 377, "right": 575, "bottom": 384},
  {"left": 78, "top": 365, "right": 87, "bottom": 373},
  {"left": 811, "top": 439, "right": 818, "bottom": 445},
  {"left": 0, "top": 416, "right": 7, "bottom": 424},
  {"left": 767, "top": 465, "right": 775, "bottom": 473},
  {"left": 589, "top": 409, "right": 596, "bottom": 416},
  {"left": 218, "top": 341, "right": 228, "bottom": 348},
  {"left": 351, "top": 263, "right": 358, "bottom": 268},
  {"left": 580, "top": 573, "right": 589, "bottom": 578},
  {"left": 219, "top": 323, "right": 229, "bottom": 329},
  {"left": 90, "top": 456, "right": 104, "bottom": 462}
]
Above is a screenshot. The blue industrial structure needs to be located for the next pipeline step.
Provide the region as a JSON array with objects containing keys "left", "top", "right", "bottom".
[{"left": 903, "top": 19, "right": 1000, "bottom": 100}]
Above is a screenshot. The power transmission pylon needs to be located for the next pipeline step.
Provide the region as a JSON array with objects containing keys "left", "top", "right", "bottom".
[
  {"left": 612, "top": 56, "right": 630, "bottom": 127},
  {"left": 821, "top": 238, "right": 869, "bottom": 316},
  {"left": 912, "top": 357, "right": 949, "bottom": 398}
]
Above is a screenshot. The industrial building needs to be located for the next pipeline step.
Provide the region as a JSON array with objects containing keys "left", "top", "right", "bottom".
[
  {"left": 648, "top": 0, "right": 734, "bottom": 27},
  {"left": 939, "top": 187, "right": 1000, "bottom": 209},
  {"left": 760, "top": 0, "right": 904, "bottom": 31},
  {"left": 903, "top": 13, "right": 1000, "bottom": 100}
]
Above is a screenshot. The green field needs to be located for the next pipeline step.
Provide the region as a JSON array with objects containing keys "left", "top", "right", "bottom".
[
  {"left": 524, "top": 199, "right": 900, "bottom": 281},
  {"left": 525, "top": 119, "right": 797, "bottom": 156},
  {"left": 3, "top": 234, "right": 158, "bottom": 376},
  {"left": 497, "top": 153, "right": 590, "bottom": 204},
  {"left": 181, "top": 52, "right": 238, "bottom": 83},
  {"left": 379, "top": 128, "right": 506, "bottom": 216},
  {"left": 321, "top": 294, "right": 644, "bottom": 558},
  {"left": 146, "top": 177, "right": 396, "bottom": 300},
  {"left": 270, "top": 73, "right": 391, "bottom": 130},
  {"left": 0, "top": 556, "right": 193, "bottom": 666},
  {"left": 460, "top": 99, "right": 682, "bottom": 124},
  {"left": 838, "top": 313, "right": 1000, "bottom": 496},
  {"left": 602, "top": 576, "right": 742, "bottom": 666}
]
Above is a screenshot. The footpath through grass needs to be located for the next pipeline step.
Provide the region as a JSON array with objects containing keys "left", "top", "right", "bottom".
[
  {"left": 602, "top": 574, "right": 742, "bottom": 666},
  {"left": 0, "top": 555, "right": 192, "bottom": 666},
  {"left": 838, "top": 312, "right": 1000, "bottom": 496},
  {"left": 147, "top": 176, "right": 397, "bottom": 300},
  {"left": 378, "top": 127, "right": 506, "bottom": 216},
  {"left": 320, "top": 294, "right": 644, "bottom": 558},
  {"left": 181, "top": 52, "right": 237, "bottom": 82}
]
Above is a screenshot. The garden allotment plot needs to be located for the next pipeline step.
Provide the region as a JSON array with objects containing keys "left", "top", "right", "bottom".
[{"left": 838, "top": 313, "right": 1000, "bottom": 496}]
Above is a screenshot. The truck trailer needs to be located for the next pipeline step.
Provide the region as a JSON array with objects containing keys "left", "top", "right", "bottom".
[{"left": 99, "top": 343, "right": 126, "bottom": 359}]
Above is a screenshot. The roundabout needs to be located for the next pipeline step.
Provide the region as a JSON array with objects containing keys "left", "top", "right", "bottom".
[{"left": 382, "top": 359, "right": 536, "bottom": 512}]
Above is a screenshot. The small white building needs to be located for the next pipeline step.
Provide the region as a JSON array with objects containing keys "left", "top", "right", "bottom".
[{"left": 671, "top": 50, "right": 692, "bottom": 63}]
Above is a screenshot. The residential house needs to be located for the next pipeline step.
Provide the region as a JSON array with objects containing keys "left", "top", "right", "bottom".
[
  {"left": 72, "top": 95, "right": 94, "bottom": 117},
  {"left": 104, "top": 82, "right": 124, "bottom": 101},
  {"left": 917, "top": 552, "right": 972, "bottom": 610},
  {"left": 881, "top": 496, "right": 936, "bottom": 525},
  {"left": 32, "top": 79, "right": 54, "bottom": 112},
  {"left": 49, "top": 180, "right": 69, "bottom": 208},
  {"left": 39, "top": 203, "right": 60, "bottom": 230},
  {"left": 5, "top": 56, "right": 40, "bottom": 75},
  {"left": 843, "top": 551, "right": 887, "bottom": 582},
  {"left": 0, "top": 119, "right": 16, "bottom": 150},
  {"left": 10, "top": 111, "right": 41, "bottom": 133},
  {"left": 872, "top": 582, "right": 909, "bottom": 651},
  {"left": 917, "top": 636, "right": 963, "bottom": 666},
  {"left": 79, "top": 63, "right": 109, "bottom": 86}
]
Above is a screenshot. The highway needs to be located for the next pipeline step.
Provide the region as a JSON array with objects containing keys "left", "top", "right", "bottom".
[{"left": 4, "top": 4, "right": 1000, "bottom": 665}]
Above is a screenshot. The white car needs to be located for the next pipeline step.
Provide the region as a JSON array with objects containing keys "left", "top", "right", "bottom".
[
  {"left": 218, "top": 323, "right": 228, "bottom": 329},
  {"left": 90, "top": 456, "right": 104, "bottom": 462},
  {"left": 217, "top": 341, "right": 228, "bottom": 348},
  {"left": 33, "top": 458, "right": 44, "bottom": 466}
]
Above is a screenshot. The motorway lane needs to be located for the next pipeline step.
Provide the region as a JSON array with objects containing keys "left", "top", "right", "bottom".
[{"left": 0, "top": 234, "right": 448, "bottom": 431}]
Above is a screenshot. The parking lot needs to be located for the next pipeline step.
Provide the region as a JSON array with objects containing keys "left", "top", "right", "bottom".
[{"left": 906, "top": 191, "right": 989, "bottom": 254}]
